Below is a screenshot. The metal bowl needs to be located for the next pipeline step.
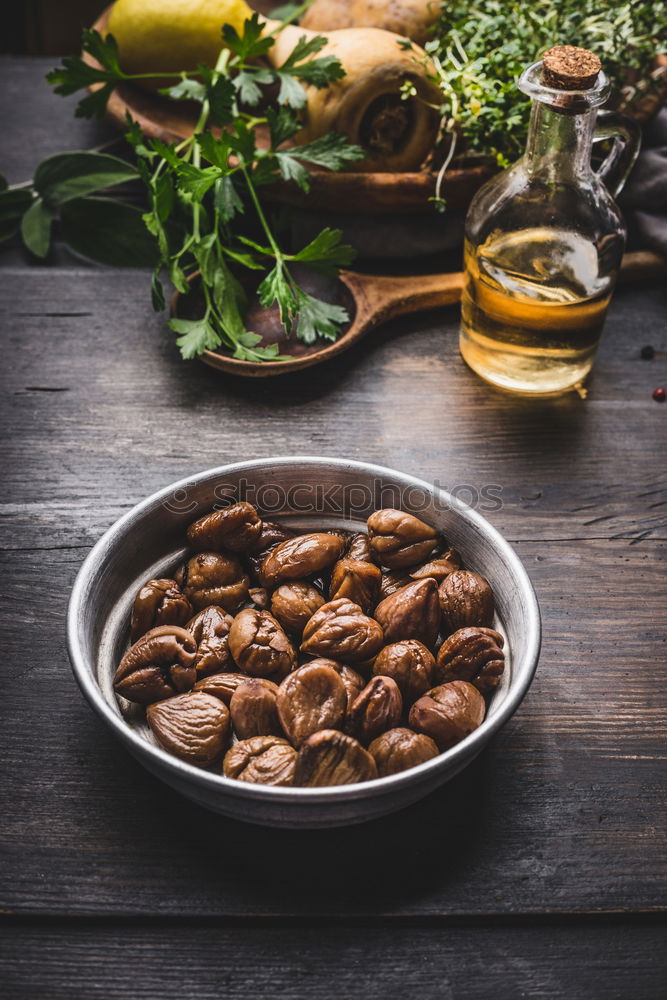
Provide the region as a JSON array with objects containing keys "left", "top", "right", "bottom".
[{"left": 67, "top": 457, "right": 540, "bottom": 828}]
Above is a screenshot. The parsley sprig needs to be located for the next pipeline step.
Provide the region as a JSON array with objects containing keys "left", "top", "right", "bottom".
[{"left": 43, "top": 14, "right": 364, "bottom": 362}]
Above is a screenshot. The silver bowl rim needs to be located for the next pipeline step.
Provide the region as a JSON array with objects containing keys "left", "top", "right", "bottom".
[{"left": 67, "top": 456, "right": 541, "bottom": 805}]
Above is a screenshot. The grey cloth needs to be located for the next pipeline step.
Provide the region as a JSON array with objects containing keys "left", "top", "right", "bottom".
[{"left": 621, "top": 107, "right": 667, "bottom": 255}]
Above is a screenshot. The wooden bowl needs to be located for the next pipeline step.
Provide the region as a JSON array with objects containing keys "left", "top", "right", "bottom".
[{"left": 86, "top": 5, "right": 495, "bottom": 216}]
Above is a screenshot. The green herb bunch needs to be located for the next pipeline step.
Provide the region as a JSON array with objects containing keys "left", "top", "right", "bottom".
[
  {"left": 429, "top": 0, "right": 667, "bottom": 173},
  {"left": 1, "top": 10, "right": 365, "bottom": 361}
]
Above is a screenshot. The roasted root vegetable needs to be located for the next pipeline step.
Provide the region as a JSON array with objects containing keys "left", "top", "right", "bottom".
[
  {"left": 301, "top": 0, "right": 441, "bottom": 47},
  {"left": 267, "top": 24, "right": 441, "bottom": 171}
]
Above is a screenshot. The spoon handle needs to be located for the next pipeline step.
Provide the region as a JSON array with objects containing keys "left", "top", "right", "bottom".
[{"left": 340, "top": 270, "right": 463, "bottom": 330}]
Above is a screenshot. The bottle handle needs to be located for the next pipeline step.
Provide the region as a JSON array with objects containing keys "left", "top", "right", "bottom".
[{"left": 593, "top": 110, "right": 641, "bottom": 198}]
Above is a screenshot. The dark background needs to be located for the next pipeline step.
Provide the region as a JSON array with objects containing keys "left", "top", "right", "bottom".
[{"left": 4, "top": 0, "right": 107, "bottom": 55}]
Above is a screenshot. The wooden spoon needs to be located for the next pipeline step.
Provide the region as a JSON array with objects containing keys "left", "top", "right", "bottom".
[
  {"left": 171, "top": 251, "right": 666, "bottom": 378},
  {"left": 172, "top": 269, "right": 464, "bottom": 377}
]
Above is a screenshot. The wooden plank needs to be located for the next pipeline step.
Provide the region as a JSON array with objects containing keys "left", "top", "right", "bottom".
[
  {"left": 1, "top": 919, "right": 665, "bottom": 999},
  {"left": 0, "top": 540, "right": 664, "bottom": 917},
  {"left": 0, "top": 57, "right": 117, "bottom": 184},
  {"left": 0, "top": 269, "right": 665, "bottom": 550}
]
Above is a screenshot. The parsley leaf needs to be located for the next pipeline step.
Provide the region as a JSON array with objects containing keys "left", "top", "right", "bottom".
[
  {"left": 169, "top": 316, "right": 222, "bottom": 359},
  {"left": 293, "top": 288, "right": 349, "bottom": 344},
  {"left": 214, "top": 176, "right": 243, "bottom": 224},
  {"left": 291, "top": 228, "right": 356, "bottom": 275},
  {"left": 222, "top": 13, "right": 274, "bottom": 61},
  {"left": 46, "top": 30, "right": 126, "bottom": 118}
]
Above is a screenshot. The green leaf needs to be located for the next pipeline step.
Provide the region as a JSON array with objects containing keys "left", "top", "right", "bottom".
[
  {"left": 76, "top": 83, "right": 117, "bottom": 120},
  {"left": 60, "top": 197, "right": 159, "bottom": 267},
  {"left": 125, "top": 116, "right": 156, "bottom": 161},
  {"left": 289, "top": 54, "right": 345, "bottom": 88},
  {"left": 0, "top": 188, "right": 33, "bottom": 221},
  {"left": 0, "top": 175, "right": 7, "bottom": 192},
  {"left": 153, "top": 172, "right": 174, "bottom": 223},
  {"left": 175, "top": 163, "right": 220, "bottom": 201},
  {"left": 266, "top": 107, "right": 300, "bottom": 148},
  {"left": 258, "top": 261, "right": 296, "bottom": 328},
  {"left": 81, "top": 28, "right": 123, "bottom": 76},
  {"left": 234, "top": 68, "right": 274, "bottom": 107},
  {"left": 275, "top": 72, "right": 307, "bottom": 109},
  {"left": 193, "top": 236, "right": 218, "bottom": 285},
  {"left": 214, "top": 175, "right": 243, "bottom": 224},
  {"left": 279, "top": 34, "right": 327, "bottom": 69},
  {"left": 222, "top": 13, "right": 274, "bottom": 61},
  {"left": 238, "top": 330, "right": 263, "bottom": 347},
  {"left": 291, "top": 227, "right": 356, "bottom": 274},
  {"left": 238, "top": 235, "right": 273, "bottom": 255},
  {"left": 276, "top": 34, "right": 345, "bottom": 94},
  {"left": 162, "top": 77, "right": 207, "bottom": 101},
  {"left": 293, "top": 286, "right": 349, "bottom": 344},
  {"left": 273, "top": 152, "right": 311, "bottom": 190},
  {"left": 222, "top": 246, "right": 264, "bottom": 270},
  {"left": 169, "top": 316, "right": 222, "bottom": 359},
  {"left": 46, "top": 31, "right": 125, "bottom": 119},
  {"left": 0, "top": 189, "right": 34, "bottom": 243},
  {"left": 169, "top": 259, "right": 189, "bottom": 294},
  {"left": 211, "top": 265, "right": 248, "bottom": 342},
  {"left": 197, "top": 131, "right": 233, "bottom": 170},
  {"left": 208, "top": 75, "right": 236, "bottom": 126},
  {"left": 149, "top": 138, "right": 182, "bottom": 170},
  {"left": 227, "top": 124, "right": 257, "bottom": 165},
  {"left": 21, "top": 198, "right": 53, "bottom": 258},
  {"left": 282, "top": 133, "right": 365, "bottom": 171},
  {"left": 33, "top": 152, "right": 138, "bottom": 206}
]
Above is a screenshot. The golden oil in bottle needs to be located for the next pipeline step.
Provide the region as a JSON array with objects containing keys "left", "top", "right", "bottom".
[{"left": 459, "top": 228, "right": 614, "bottom": 395}]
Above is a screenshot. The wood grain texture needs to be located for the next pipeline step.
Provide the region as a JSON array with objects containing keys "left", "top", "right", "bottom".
[
  {"left": 0, "top": 56, "right": 666, "bottom": 987},
  {"left": 0, "top": 542, "right": 665, "bottom": 916},
  {"left": 1, "top": 919, "right": 665, "bottom": 999},
  {"left": 1, "top": 270, "right": 665, "bottom": 550}
]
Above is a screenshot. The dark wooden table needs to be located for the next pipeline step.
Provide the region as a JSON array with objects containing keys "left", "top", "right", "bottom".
[{"left": 1, "top": 58, "right": 666, "bottom": 1000}]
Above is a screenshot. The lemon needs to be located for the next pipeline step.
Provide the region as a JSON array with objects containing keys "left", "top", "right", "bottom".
[{"left": 107, "top": 0, "right": 254, "bottom": 84}]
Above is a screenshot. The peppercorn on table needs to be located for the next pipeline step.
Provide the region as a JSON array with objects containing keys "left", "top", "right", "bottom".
[{"left": 0, "top": 57, "right": 665, "bottom": 1000}]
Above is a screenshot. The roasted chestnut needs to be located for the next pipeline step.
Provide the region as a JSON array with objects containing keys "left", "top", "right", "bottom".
[
  {"left": 223, "top": 736, "right": 297, "bottom": 786},
  {"left": 294, "top": 729, "right": 378, "bottom": 786},
  {"left": 367, "top": 509, "right": 438, "bottom": 569},
  {"left": 186, "top": 501, "right": 262, "bottom": 553},
  {"left": 193, "top": 671, "right": 248, "bottom": 705},
  {"left": 147, "top": 691, "right": 231, "bottom": 766},
  {"left": 228, "top": 609, "right": 296, "bottom": 678},
  {"left": 260, "top": 532, "right": 345, "bottom": 588},
  {"left": 409, "top": 548, "right": 462, "bottom": 583},
  {"left": 180, "top": 552, "right": 249, "bottom": 613},
  {"left": 368, "top": 727, "right": 439, "bottom": 776},
  {"left": 329, "top": 558, "right": 381, "bottom": 613},
  {"left": 114, "top": 625, "right": 197, "bottom": 705},
  {"left": 187, "top": 605, "right": 234, "bottom": 677},
  {"left": 276, "top": 663, "right": 347, "bottom": 747},
  {"left": 270, "top": 580, "right": 325, "bottom": 635},
  {"left": 438, "top": 570, "right": 495, "bottom": 634},
  {"left": 348, "top": 676, "right": 403, "bottom": 745},
  {"left": 372, "top": 639, "right": 435, "bottom": 704},
  {"left": 300, "top": 598, "right": 384, "bottom": 663},
  {"left": 130, "top": 578, "right": 193, "bottom": 642},
  {"left": 409, "top": 681, "right": 485, "bottom": 750},
  {"left": 374, "top": 578, "right": 440, "bottom": 649},
  {"left": 230, "top": 678, "right": 283, "bottom": 740},
  {"left": 435, "top": 626, "right": 505, "bottom": 693}
]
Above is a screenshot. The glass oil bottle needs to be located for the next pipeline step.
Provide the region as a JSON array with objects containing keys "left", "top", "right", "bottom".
[{"left": 459, "top": 46, "right": 641, "bottom": 395}]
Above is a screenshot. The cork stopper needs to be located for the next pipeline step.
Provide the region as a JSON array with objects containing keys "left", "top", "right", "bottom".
[{"left": 542, "top": 45, "right": 601, "bottom": 90}]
